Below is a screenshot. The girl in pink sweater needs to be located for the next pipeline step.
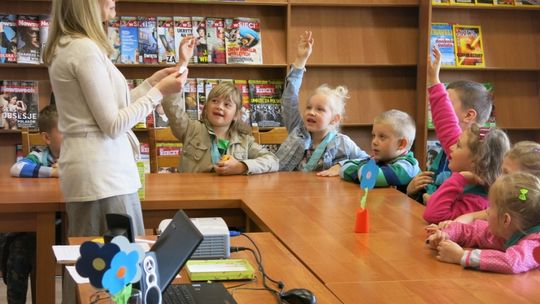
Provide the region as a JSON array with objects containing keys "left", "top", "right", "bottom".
[{"left": 425, "top": 172, "right": 540, "bottom": 274}]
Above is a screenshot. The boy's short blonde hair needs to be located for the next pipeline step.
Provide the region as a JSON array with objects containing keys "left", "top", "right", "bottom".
[{"left": 373, "top": 109, "right": 416, "bottom": 150}]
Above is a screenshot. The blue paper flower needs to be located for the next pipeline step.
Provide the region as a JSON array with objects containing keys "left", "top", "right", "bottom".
[
  {"left": 76, "top": 241, "right": 120, "bottom": 289},
  {"left": 102, "top": 250, "right": 141, "bottom": 295},
  {"left": 360, "top": 159, "right": 378, "bottom": 190},
  {"left": 111, "top": 236, "right": 144, "bottom": 283}
]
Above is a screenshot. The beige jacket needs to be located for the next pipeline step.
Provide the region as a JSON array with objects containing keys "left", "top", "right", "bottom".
[{"left": 162, "top": 95, "right": 279, "bottom": 174}]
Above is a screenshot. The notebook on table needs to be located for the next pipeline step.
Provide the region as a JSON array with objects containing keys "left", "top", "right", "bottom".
[{"left": 147, "top": 209, "right": 237, "bottom": 304}]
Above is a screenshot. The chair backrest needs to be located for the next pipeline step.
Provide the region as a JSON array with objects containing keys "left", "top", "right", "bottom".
[
  {"left": 21, "top": 128, "right": 46, "bottom": 156},
  {"left": 252, "top": 126, "right": 288, "bottom": 145},
  {"left": 148, "top": 127, "right": 181, "bottom": 173}
]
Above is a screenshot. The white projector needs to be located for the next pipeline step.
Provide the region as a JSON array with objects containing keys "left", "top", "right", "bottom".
[{"left": 157, "top": 217, "right": 230, "bottom": 259}]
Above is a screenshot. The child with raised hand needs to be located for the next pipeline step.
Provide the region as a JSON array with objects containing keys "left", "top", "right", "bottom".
[
  {"left": 10, "top": 104, "right": 62, "bottom": 178},
  {"left": 425, "top": 172, "right": 540, "bottom": 274},
  {"left": 340, "top": 109, "right": 421, "bottom": 193},
  {"left": 276, "top": 31, "right": 368, "bottom": 173},
  {"left": 163, "top": 37, "right": 278, "bottom": 175},
  {"left": 407, "top": 47, "right": 494, "bottom": 204},
  {"left": 422, "top": 123, "right": 510, "bottom": 224},
  {"left": 438, "top": 141, "right": 540, "bottom": 227}
]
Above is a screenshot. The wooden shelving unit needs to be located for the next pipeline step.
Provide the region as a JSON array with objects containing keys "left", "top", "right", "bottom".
[{"left": 1, "top": 0, "right": 538, "bottom": 172}]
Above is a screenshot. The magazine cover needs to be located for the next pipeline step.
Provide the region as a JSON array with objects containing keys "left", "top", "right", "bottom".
[
  {"left": 453, "top": 24, "right": 485, "bottom": 68},
  {"left": 184, "top": 78, "right": 198, "bottom": 120},
  {"left": 430, "top": 23, "right": 455, "bottom": 67},
  {"left": 173, "top": 16, "right": 194, "bottom": 64},
  {"left": 234, "top": 79, "right": 251, "bottom": 125},
  {"left": 0, "top": 14, "right": 17, "bottom": 63},
  {"left": 107, "top": 17, "right": 121, "bottom": 63},
  {"left": 39, "top": 15, "right": 49, "bottom": 64},
  {"left": 16, "top": 15, "right": 40, "bottom": 64},
  {"left": 120, "top": 16, "right": 139, "bottom": 64},
  {"left": 426, "top": 140, "right": 442, "bottom": 169},
  {"left": 196, "top": 78, "right": 206, "bottom": 115},
  {"left": 0, "top": 80, "right": 39, "bottom": 130},
  {"left": 138, "top": 16, "right": 158, "bottom": 64},
  {"left": 157, "top": 16, "right": 176, "bottom": 64},
  {"left": 225, "top": 17, "right": 263, "bottom": 64},
  {"left": 192, "top": 17, "right": 208, "bottom": 63},
  {"left": 206, "top": 17, "right": 226, "bottom": 64},
  {"left": 248, "top": 80, "right": 283, "bottom": 128}
]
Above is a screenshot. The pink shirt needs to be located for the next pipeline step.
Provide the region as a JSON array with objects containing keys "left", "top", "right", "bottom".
[{"left": 444, "top": 220, "right": 540, "bottom": 274}]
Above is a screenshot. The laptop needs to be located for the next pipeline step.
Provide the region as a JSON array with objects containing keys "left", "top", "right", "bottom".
[{"left": 146, "top": 210, "right": 237, "bottom": 304}]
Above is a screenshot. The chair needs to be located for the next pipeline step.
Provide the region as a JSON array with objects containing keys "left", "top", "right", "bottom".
[
  {"left": 148, "top": 127, "right": 181, "bottom": 173},
  {"left": 252, "top": 126, "right": 288, "bottom": 145},
  {"left": 21, "top": 128, "right": 46, "bottom": 156}
]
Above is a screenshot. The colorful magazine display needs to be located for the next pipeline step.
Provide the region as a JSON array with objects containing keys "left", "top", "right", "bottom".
[
  {"left": 430, "top": 23, "right": 455, "bottom": 67},
  {"left": 248, "top": 80, "right": 283, "bottom": 128},
  {"left": 184, "top": 78, "right": 198, "bottom": 120},
  {"left": 16, "top": 15, "right": 40, "bottom": 64},
  {"left": 0, "top": 80, "right": 39, "bottom": 130},
  {"left": 107, "top": 17, "right": 121, "bottom": 63},
  {"left": 206, "top": 17, "right": 226, "bottom": 64},
  {"left": 173, "top": 17, "right": 194, "bottom": 64},
  {"left": 157, "top": 16, "right": 176, "bottom": 64},
  {"left": 138, "top": 16, "right": 158, "bottom": 64},
  {"left": 120, "top": 16, "right": 139, "bottom": 64},
  {"left": 0, "top": 15, "right": 17, "bottom": 63},
  {"left": 192, "top": 17, "right": 208, "bottom": 63},
  {"left": 453, "top": 24, "right": 485, "bottom": 68},
  {"left": 225, "top": 17, "right": 262, "bottom": 64}
]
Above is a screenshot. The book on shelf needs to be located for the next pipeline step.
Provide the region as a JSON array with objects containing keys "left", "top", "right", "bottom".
[
  {"left": 120, "top": 16, "right": 139, "bottom": 64},
  {"left": 234, "top": 79, "right": 251, "bottom": 125},
  {"left": 138, "top": 16, "right": 158, "bottom": 64},
  {"left": 0, "top": 80, "right": 39, "bottom": 130},
  {"left": 184, "top": 78, "right": 199, "bottom": 120},
  {"left": 173, "top": 16, "right": 195, "bottom": 64},
  {"left": 426, "top": 140, "right": 442, "bottom": 169},
  {"left": 453, "top": 24, "right": 485, "bottom": 68},
  {"left": 430, "top": 23, "right": 455, "bottom": 67},
  {"left": 107, "top": 17, "right": 121, "bottom": 63},
  {"left": 192, "top": 16, "right": 208, "bottom": 64},
  {"left": 248, "top": 80, "right": 283, "bottom": 128},
  {"left": 196, "top": 78, "right": 207, "bottom": 116},
  {"left": 0, "top": 14, "right": 17, "bottom": 63},
  {"left": 139, "top": 142, "right": 150, "bottom": 174},
  {"left": 39, "top": 15, "right": 49, "bottom": 64},
  {"left": 157, "top": 16, "right": 176, "bottom": 64},
  {"left": 225, "top": 17, "right": 263, "bottom": 65},
  {"left": 206, "top": 17, "right": 226, "bottom": 64},
  {"left": 157, "top": 142, "right": 182, "bottom": 156},
  {"left": 16, "top": 15, "right": 40, "bottom": 64},
  {"left": 475, "top": 0, "right": 495, "bottom": 4}
]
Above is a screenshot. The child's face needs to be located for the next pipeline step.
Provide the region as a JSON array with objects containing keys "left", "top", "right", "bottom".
[
  {"left": 486, "top": 203, "right": 504, "bottom": 238},
  {"left": 205, "top": 96, "right": 237, "bottom": 129},
  {"left": 371, "top": 123, "right": 404, "bottom": 162},
  {"left": 44, "top": 126, "right": 63, "bottom": 159},
  {"left": 448, "top": 89, "right": 473, "bottom": 131},
  {"left": 448, "top": 131, "right": 474, "bottom": 172},
  {"left": 99, "top": 0, "right": 116, "bottom": 22},
  {"left": 502, "top": 156, "right": 521, "bottom": 175},
  {"left": 303, "top": 94, "right": 337, "bottom": 134}
]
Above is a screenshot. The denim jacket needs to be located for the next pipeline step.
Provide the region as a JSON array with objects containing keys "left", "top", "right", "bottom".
[{"left": 276, "top": 67, "right": 369, "bottom": 171}]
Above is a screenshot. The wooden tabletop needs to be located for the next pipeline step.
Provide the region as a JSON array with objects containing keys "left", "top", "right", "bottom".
[{"left": 74, "top": 233, "right": 341, "bottom": 304}]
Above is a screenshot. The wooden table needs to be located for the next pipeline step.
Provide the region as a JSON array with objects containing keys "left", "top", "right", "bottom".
[
  {"left": 3, "top": 172, "right": 540, "bottom": 303},
  {"left": 74, "top": 233, "right": 341, "bottom": 304}
]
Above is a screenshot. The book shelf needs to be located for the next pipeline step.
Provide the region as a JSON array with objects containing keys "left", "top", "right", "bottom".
[{"left": 1, "top": 0, "right": 539, "bottom": 173}]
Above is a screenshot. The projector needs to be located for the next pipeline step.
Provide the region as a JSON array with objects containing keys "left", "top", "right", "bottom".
[{"left": 157, "top": 217, "right": 230, "bottom": 259}]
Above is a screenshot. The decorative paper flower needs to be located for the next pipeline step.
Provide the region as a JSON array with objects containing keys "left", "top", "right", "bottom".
[
  {"left": 111, "top": 236, "right": 145, "bottom": 283},
  {"left": 76, "top": 241, "right": 120, "bottom": 289},
  {"left": 360, "top": 159, "right": 378, "bottom": 190},
  {"left": 102, "top": 250, "right": 140, "bottom": 295}
]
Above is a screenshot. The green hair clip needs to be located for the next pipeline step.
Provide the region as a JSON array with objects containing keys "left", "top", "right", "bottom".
[{"left": 519, "top": 189, "right": 528, "bottom": 201}]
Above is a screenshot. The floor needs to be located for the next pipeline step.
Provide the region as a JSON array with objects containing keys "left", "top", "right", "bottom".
[{"left": 0, "top": 277, "right": 63, "bottom": 304}]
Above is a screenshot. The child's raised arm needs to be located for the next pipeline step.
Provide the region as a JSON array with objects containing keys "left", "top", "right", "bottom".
[
  {"left": 293, "top": 31, "right": 313, "bottom": 69},
  {"left": 427, "top": 46, "right": 442, "bottom": 88}
]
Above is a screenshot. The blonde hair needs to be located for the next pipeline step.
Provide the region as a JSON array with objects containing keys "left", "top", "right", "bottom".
[
  {"left": 490, "top": 172, "right": 540, "bottom": 232},
  {"left": 373, "top": 109, "right": 416, "bottom": 150},
  {"left": 505, "top": 141, "right": 540, "bottom": 177},
  {"left": 202, "top": 82, "right": 251, "bottom": 135},
  {"left": 43, "top": 0, "right": 113, "bottom": 65},
  {"left": 465, "top": 124, "right": 510, "bottom": 186},
  {"left": 307, "top": 84, "right": 349, "bottom": 132}
]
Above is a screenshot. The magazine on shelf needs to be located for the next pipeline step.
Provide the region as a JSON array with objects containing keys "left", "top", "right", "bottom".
[
  {"left": 16, "top": 15, "right": 40, "bottom": 64},
  {"left": 426, "top": 140, "right": 443, "bottom": 169},
  {"left": 1, "top": 80, "right": 39, "bottom": 130},
  {"left": 453, "top": 24, "right": 485, "bottom": 68},
  {"left": 248, "top": 80, "right": 283, "bottom": 128},
  {"left": 0, "top": 14, "right": 17, "bottom": 63},
  {"left": 225, "top": 17, "right": 262, "bottom": 65},
  {"left": 192, "top": 16, "right": 208, "bottom": 63},
  {"left": 196, "top": 78, "right": 207, "bottom": 114},
  {"left": 184, "top": 78, "right": 199, "bottom": 120},
  {"left": 173, "top": 16, "right": 195, "bottom": 64},
  {"left": 107, "top": 17, "right": 121, "bottom": 63},
  {"left": 120, "top": 16, "right": 139, "bottom": 64},
  {"left": 206, "top": 17, "right": 226, "bottom": 64},
  {"left": 39, "top": 15, "right": 49, "bottom": 64},
  {"left": 157, "top": 16, "right": 176, "bottom": 64},
  {"left": 138, "top": 16, "right": 158, "bottom": 64},
  {"left": 234, "top": 79, "right": 251, "bottom": 125},
  {"left": 430, "top": 23, "right": 455, "bottom": 67}
]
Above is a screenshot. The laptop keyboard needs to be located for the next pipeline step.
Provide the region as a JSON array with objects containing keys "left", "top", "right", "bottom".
[{"left": 163, "top": 284, "right": 196, "bottom": 304}]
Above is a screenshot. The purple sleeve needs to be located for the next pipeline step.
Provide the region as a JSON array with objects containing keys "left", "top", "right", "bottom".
[
  {"left": 428, "top": 83, "right": 462, "bottom": 156},
  {"left": 423, "top": 173, "right": 489, "bottom": 224}
]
